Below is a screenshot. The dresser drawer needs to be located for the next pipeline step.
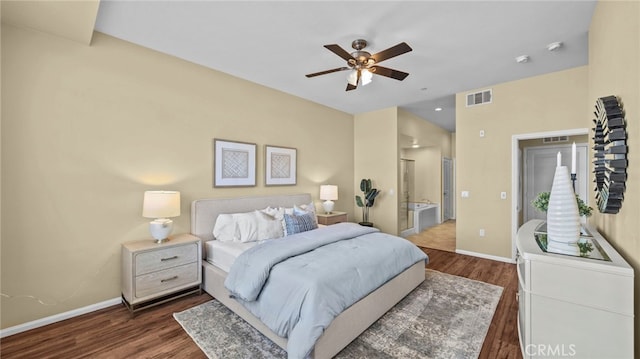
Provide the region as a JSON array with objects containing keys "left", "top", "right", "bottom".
[
  {"left": 135, "top": 262, "right": 199, "bottom": 298},
  {"left": 134, "top": 243, "right": 198, "bottom": 275}
]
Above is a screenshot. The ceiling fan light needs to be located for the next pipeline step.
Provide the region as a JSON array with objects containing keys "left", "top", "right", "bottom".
[
  {"left": 361, "top": 69, "right": 373, "bottom": 86},
  {"left": 347, "top": 70, "right": 358, "bottom": 86}
]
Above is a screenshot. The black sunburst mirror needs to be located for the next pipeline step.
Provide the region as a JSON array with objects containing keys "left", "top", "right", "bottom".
[{"left": 592, "top": 95, "right": 628, "bottom": 214}]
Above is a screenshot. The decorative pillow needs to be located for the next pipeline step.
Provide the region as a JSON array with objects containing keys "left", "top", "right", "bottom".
[
  {"left": 212, "top": 213, "right": 238, "bottom": 242},
  {"left": 254, "top": 210, "right": 284, "bottom": 241},
  {"left": 234, "top": 210, "right": 284, "bottom": 243},
  {"left": 294, "top": 201, "right": 316, "bottom": 215},
  {"left": 261, "top": 206, "right": 284, "bottom": 220},
  {"left": 283, "top": 212, "right": 318, "bottom": 236}
]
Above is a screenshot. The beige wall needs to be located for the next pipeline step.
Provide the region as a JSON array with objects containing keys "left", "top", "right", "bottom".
[
  {"left": 353, "top": 108, "right": 398, "bottom": 235},
  {"left": 354, "top": 108, "right": 453, "bottom": 235},
  {"left": 1, "top": 0, "right": 99, "bottom": 45},
  {"left": 588, "top": 0, "right": 640, "bottom": 353},
  {"left": 402, "top": 147, "right": 441, "bottom": 205},
  {"left": 398, "top": 109, "right": 452, "bottom": 155},
  {"left": 456, "top": 66, "right": 588, "bottom": 258},
  {"left": 1, "top": 24, "right": 354, "bottom": 328}
]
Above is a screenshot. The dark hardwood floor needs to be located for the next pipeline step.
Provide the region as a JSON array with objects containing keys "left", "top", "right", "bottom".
[{"left": 1, "top": 248, "right": 521, "bottom": 358}]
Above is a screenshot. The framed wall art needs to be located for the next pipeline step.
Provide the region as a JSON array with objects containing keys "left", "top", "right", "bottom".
[
  {"left": 213, "top": 139, "right": 257, "bottom": 187},
  {"left": 265, "top": 145, "right": 297, "bottom": 186}
]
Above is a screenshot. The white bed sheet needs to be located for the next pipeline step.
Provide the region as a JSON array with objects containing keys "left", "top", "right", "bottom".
[{"left": 205, "top": 240, "right": 257, "bottom": 272}]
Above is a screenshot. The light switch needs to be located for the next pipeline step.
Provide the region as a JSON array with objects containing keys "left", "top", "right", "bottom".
[
  {"left": 461, "top": 191, "right": 470, "bottom": 198},
  {"left": 500, "top": 192, "right": 507, "bottom": 199}
]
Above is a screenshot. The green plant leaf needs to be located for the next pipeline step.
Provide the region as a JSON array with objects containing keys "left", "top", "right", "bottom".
[
  {"left": 360, "top": 179, "right": 368, "bottom": 192},
  {"left": 532, "top": 191, "right": 593, "bottom": 217}
]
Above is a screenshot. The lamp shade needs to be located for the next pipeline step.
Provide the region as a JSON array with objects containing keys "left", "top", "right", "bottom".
[
  {"left": 320, "top": 185, "right": 338, "bottom": 201},
  {"left": 142, "top": 191, "right": 180, "bottom": 218},
  {"left": 361, "top": 69, "right": 373, "bottom": 86},
  {"left": 347, "top": 70, "right": 358, "bottom": 86},
  {"left": 320, "top": 185, "right": 338, "bottom": 214}
]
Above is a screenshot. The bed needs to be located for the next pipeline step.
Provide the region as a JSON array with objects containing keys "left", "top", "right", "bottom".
[{"left": 191, "top": 193, "right": 427, "bottom": 359}]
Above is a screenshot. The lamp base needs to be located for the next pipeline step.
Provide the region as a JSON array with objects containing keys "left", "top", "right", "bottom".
[
  {"left": 149, "top": 218, "right": 173, "bottom": 243},
  {"left": 322, "top": 200, "right": 335, "bottom": 214}
]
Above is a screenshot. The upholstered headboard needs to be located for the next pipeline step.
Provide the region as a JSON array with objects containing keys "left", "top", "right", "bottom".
[{"left": 190, "top": 193, "right": 313, "bottom": 242}]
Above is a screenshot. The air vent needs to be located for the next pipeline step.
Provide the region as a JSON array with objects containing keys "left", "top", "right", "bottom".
[
  {"left": 542, "top": 136, "right": 569, "bottom": 143},
  {"left": 466, "top": 89, "right": 492, "bottom": 107}
]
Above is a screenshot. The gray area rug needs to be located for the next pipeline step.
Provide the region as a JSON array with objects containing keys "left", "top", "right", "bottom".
[{"left": 174, "top": 269, "right": 503, "bottom": 359}]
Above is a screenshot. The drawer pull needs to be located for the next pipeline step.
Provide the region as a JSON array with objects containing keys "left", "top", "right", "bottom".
[
  {"left": 161, "top": 256, "right": 178, "bottom": 262},
  {"left": 161, "top": 276, "right": 179, "bottom": 283}
]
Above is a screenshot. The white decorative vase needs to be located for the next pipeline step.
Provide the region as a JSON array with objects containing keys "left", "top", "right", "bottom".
[{"left": 546, "top": 166, "right": 581, "bottom": 255}]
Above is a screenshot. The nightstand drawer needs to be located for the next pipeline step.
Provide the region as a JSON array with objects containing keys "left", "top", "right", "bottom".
[
  {"left": 134, "top": 243, "right": 198, "bottom": 275},
  {"left": 317, "top": 212, "right": 348, "bottom": 225},
  {"left": 135, "top": 262, "right": 199, "bottom": 298}
]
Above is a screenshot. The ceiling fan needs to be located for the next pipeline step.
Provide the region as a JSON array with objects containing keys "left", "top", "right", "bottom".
[{"left": 306, "top": 39, "right": 412, "bottom": 91}]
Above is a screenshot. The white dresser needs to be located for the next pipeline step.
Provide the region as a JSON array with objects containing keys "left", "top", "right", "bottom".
[
  {"left": 516, "top": 220, "right": 634, "bottom": 358},
  {"left": 121, "top": 234, "right": 202, "bottom": 314}
]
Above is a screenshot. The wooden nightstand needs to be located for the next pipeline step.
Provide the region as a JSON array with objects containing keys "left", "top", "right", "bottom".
[
  {"left": 121, "top": 233, "right": 202, "bottom": 314},
  {"left": 316, "top": 211, "right": 348, "bottom": 225}
]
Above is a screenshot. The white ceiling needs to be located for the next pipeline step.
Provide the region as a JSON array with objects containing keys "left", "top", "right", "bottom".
[{"left": 94, "top": 1, "right": 596, "bottom": 132}]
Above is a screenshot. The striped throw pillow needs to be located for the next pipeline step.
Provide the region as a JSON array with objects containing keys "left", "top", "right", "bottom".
[{"left": 283, "top": 212, "right": 318, "bottom": 235}]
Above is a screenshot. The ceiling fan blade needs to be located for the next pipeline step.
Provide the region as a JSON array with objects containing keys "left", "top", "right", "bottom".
[
  {"left": 324, "top": 44, "right": 355, "bottom": 62},
  {"left": 306, "top": 67, "right": 350, "bottom": 78},
  {"left": 370, "top": 42, "right": 412, "bottom": 63},
  {"left": 370, "top": 66, "right": 409, "bottom": 81},
  {"left": 346, "top": 70, "right": 360, "bottom": 91}
]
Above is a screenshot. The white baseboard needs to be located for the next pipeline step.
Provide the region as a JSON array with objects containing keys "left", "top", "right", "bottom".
[
  {"left": 455, "top": 249, "right": 515, "bottom": 264},
  {"left": 0, "top": 297, "right": 122, "bottom": 338}
]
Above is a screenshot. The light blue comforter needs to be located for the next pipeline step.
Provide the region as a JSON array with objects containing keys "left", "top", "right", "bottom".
[{"left": 224, "top": 222, "right": 428, "bottom": 359}]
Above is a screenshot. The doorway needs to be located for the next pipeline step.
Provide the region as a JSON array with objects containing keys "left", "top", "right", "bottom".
[
  {"left": 405, "top": 157, "right": 456, "bottom": 252},
  {"left": 510, "top": 128, "right": 590, "bottom": 259},
  {"left": 522, "top": 142, "right": 588, "bottom": 223}
]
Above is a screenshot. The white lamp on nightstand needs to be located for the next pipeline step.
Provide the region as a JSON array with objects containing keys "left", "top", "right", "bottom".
[
  {"left": 320, "top": 185, "right": 338, "bottom": 214},
  {"left": 142, "top": 191, "right": 180, "bottom": 243}
]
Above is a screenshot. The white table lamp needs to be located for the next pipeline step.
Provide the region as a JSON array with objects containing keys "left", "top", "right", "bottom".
[
  {"left": 320, "top": 185, "right": 338, "bottom": 214},
  {"left": 142, "top": 191, "right": 180, "bottom": 243}
]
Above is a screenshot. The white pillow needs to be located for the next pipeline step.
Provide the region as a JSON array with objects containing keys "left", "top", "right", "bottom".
[
  {"left": 212, "top": 214, "right": 238, "bottom": 242},
  {"left": 294, "top": 201, "right": 317, "bottom": 215},
  {"left": 221, "top": 210, "right": 284, "bottom": 243},
  {"left": 262, "top": 206, "right": 285, "bottom": 220},
  {"left": 254, "top": 210, "right": 284, "bottom": 241},
  {"left": 232, "top": 211, "right": 259, "bottom": 242}
]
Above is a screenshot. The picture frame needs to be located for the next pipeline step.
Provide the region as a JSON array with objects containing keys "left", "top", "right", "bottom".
[
  {"left": 213, "top": 139, "right": 257, "bottom": 187},
  {"left": 265, "top": 145, "right": 297, "bottom": 186}
]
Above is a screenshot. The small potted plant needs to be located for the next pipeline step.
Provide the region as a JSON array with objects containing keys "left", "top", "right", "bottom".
[
  {"left": 355, "top": 178, "right": 380, "bottom": 227},
  {"left": 532, "top": 192, "right": 593, "bottom": 217}
]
